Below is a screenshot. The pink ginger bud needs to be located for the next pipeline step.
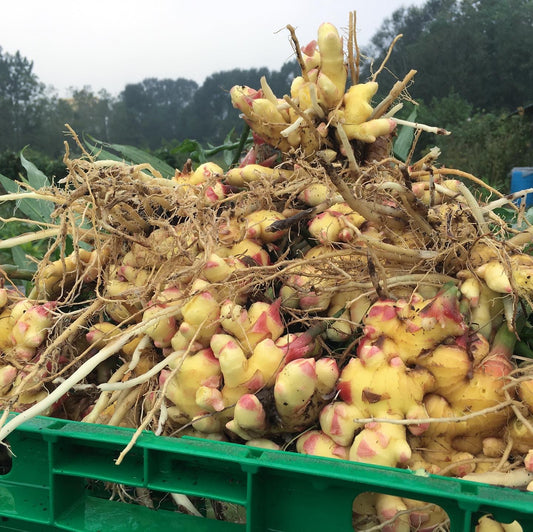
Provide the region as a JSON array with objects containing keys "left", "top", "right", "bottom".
[
  {"left": 374, "top": 494, "right": 410, "bottom": 532},
  {"left": 315, "top": 358, "right": 339, "bottom": 395},
  {"left": 296, "top": 430, "right": 349, "bottom": 460},
  {"left": 350, "top": 423, "right": 411, "bottom": 468},
  {"left": 276, "top": 332, "right": 317, "bottom": 362},
  {"left": 234, "top": 394, "right": 266, "bottom": 431},
  {"left": 308, "top": 211, "right": 343, "bottom": 243},
  {"left": 195, "top": 386, "right": 225, "bottom": 412},
  {"left": 274, "top": 358, "right": 317, "bottom": 418},
  {"left": 11, "top": 301, "right": 56, "bottom": 348},
  {"left": 0, "top": 364, "right": 17, "bottom": 393},
  {"left": 245, "top": 299, "right": 284, "bottom": 346},
  {"left": 204, "top": 181, "right": 229, "bottom": 204},
  {"left": 319, "top": 401, "right": 364, "bottom": 447},
  {"left": 418, "top": 283, "right": 466, "bottom": 330},
  {"left": 525, "top": 450, "right": 533, "bottom": 472},
  {"left": 405, "top": 403, "right": 430, "bottom": 436},
  {"left": 202, "top": 253, "right": 237, "bottom": 283}
]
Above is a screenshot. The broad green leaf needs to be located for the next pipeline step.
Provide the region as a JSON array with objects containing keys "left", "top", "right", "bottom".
[
  {"left": 11, "top": 245, "right": 35, "bottom": 272},
  {"left": 20, "top": 150, "right": 51, "bottom": 191},
  {"left": 0, "top": 173, "right": 19, "bottom": 195},
  {"left": 0, "top": 169, "right": 53, "bottom": 224},
  {"left": 19, "top": 151, "right": 54, "bottom": 223},
  {"left": 86, "top": 137, "right": 175, "bottom": 178},
  {"left": 393, "top": 106, "right": 418, "bottom": 162},
  {"left": 84, "top": 137, "right": 123, "bottom": 162},
  {"left": 172, "top": 139, "right": 201, "bottom": 154},
  {"left": 11, "top": 245, "right": 36, "bottom": 294},
  {"left": 107, "top": 143, "right": 175, "bottom": 177}
]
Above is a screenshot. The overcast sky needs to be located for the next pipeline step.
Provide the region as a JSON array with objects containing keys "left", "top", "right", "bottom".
[{"left": 0, "top": 0, "right": 427, "bottom": 97}]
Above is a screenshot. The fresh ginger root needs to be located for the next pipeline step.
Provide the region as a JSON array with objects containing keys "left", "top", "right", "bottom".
[
  {"left": 230, "top": 21, "right": 395, "bottom": 159},
  {"left": 476, "top": 515, "right": 523, "bottom": 532},
  {"left": 225, "top": 356, "right": 338, "bottom": 440},
  {"left": 298, "top": 285, "right": 518, "bottom": 472},
  {"left": 307, "top": 333, "right": 434, "bottom": 468}
]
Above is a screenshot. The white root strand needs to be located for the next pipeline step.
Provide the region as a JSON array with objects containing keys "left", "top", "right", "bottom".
[
  {"left": 456, "top": 182, "right": 490, "bottom": 234},
  {"left": 462, "top": 469, "right": 533, "bottom": 488},
  {"left": 99, "top": 350, "right": 181, "bottom": 392},
  {"left": 352, "top": 399, "right": 514, "bottom": 426},
  {"left": 127, "top": 334, "right": 151, "bottom": 372},
  {"left": 82, "top": 363, "right": 130, "bottom": 424},
  {"left": 155, "top": 399, "right": 168, "bottom": 437},
  {"left": 171, "top": 492, "right": 203, "bottom": 517},
  {"left": 51, "top": 378, "right": 95, "bottom": 391},
  {"left": 482, "top": 188, "right": 533, "bottom": 212},
  {"left": 280, "top": 116, "right": 304, "bottom": 138}
]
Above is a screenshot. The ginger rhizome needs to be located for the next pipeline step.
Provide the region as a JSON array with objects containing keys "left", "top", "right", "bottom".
[{"left": 0, "top": 19, "right": 533, "bottom": 532}]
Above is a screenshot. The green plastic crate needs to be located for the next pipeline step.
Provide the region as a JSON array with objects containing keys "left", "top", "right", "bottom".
[{"left": 0, "top": 414, "right": 531, "bottom": 531}]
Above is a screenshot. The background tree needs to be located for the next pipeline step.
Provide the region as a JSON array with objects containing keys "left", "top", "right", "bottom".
[
  {"left": 0, "top": 47, "right": 46, "bottom": 150},
  {"left": 181, "top": 62, "right": 300, "bottom": 145},
  {"left": 110, "top": 78, "right": 198, "bottom": 148},
  {"left": 365, "top": 0, "right": 533, "bottom": 111}
]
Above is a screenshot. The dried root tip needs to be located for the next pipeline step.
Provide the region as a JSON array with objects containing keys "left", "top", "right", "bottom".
[{"left": 393, "top": 117, "right": 451, "bottom": 136}]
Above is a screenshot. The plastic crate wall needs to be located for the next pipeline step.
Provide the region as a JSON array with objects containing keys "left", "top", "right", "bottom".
[{"left": 0, "top": 415, "right": 531, "bottom": 531}]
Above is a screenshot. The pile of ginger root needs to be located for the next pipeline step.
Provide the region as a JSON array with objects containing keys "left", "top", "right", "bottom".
[{"left": 1, "top": 13, "right": 533, "bottom": 532}]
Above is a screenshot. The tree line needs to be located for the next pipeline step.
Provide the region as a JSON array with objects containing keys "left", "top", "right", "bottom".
[{"left": 0, "top": 0, "right": 532, "bottom": 188}]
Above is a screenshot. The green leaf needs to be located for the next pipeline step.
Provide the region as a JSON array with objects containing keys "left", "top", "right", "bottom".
[
  {"left": 84, "top": 137, "right": 123, "bottom": 162},
  {"left": 20, "top": 150, "right": 51, "bottom": 191},
  {"left": 19, "top": 151, "right": 54, "bottom": 223},
  {"left": 11, "top": 245, "right": 35, "bottom": 272},
  {"left": 86, "top": 136, "right": 175, "bottom": 178},
  {"left": 393, "top": 106, "right": 418, "bottom": 162},
  {"left": 172, "top": 139, "right": 202, "bottom": 154},
  {"left": 0, "top": 162, "right": 53, "bottom": 225},
  {"left": 108, "top": 143, "right": 175, "bottom": 177},
  {"left": 0, "top": 173, "right": 19, "bottom": 195}
]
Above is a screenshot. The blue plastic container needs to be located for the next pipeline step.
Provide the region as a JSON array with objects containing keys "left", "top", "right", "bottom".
[{"left": 510, "top": 167, "right": 533, "bottom": 207}]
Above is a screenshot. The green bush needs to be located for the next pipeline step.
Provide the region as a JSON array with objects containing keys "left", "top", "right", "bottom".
[{"left": 415, "top": 94, "right": 533, "bottom": 192}]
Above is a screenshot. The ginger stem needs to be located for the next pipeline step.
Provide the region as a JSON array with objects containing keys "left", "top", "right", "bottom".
[
  {"left": 371, "top": 34, "right": 403, "bottom": 83},
  {"left": 0, "top": 191, "right": 62, "bottom": 204},
  {"left": 334, "top": 122, "right": 360, "bottom": 174},
  {"left": 392, "top": 117, "right": 450, "bottom": 136},
  {"left": 107, "top": 386, "right": 143, "bottom": 426},
  {"left": 287, "top": 25, "right": 309, "bottom": 82},
  {"left": 348, "top": 11, "right": 360, "bottom": 85},
  {"left": 317, "top": 156, "right": 377, "bottom": 222},
  {"left": 371, "top": 69, "right": 417, "bottom": 120},
  {"left": 0, "top": 228, "right": 60, "bottom": 249}
]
